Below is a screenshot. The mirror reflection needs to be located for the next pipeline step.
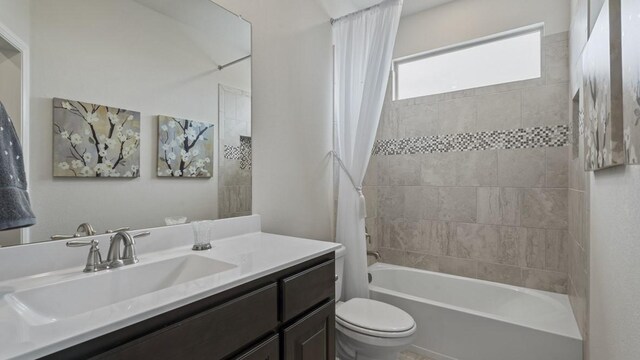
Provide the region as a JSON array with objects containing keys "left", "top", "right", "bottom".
[{"left": 0, "top": 0, "right": 252, "bottom": 247}]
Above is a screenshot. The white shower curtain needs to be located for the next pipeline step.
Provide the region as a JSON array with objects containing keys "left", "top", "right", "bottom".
[{"left": 332, "top": 0, "right": 403, "bottom": 300}]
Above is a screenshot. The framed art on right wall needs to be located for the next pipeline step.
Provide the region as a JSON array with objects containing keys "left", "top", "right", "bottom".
[
  {"left": 583, "top": 0, "right": 625, "bottom": 171},
  {"left": 622, "top": 0, "right": 640, "bottom": 164}
]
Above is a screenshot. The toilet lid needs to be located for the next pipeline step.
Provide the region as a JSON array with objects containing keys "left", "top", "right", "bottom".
[{"left": 336, "top": 298, "right": 415, "bottom": 335}]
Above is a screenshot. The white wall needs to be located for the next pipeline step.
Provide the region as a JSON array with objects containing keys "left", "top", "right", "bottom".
[
  {"left": 215, "top": 0, "right": 335, "bottom": 241},
  {"left": 0, "top": 0, "right": 30, "bottom": 46},
  {"left": 589, "top": 167, "right": 640, "bottom": 359},
  {"left": 28, "top": 0, "right": 250, "bottom": 241},
  {"left": 395, "top": 0, "right": 571, "bottom": 58}
]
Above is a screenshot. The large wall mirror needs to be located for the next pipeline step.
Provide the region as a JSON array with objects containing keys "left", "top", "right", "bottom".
[{"left": 0, "top": 0, "right": 251, "bottom": 247}]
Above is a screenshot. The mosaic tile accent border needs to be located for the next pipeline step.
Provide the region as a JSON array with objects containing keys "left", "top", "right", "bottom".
[
  {"left": 373, "top": 125, "right": 569, "bottom": 156},
  {"left": 223, "top": 135, "right": 252, "bottom": 170}
]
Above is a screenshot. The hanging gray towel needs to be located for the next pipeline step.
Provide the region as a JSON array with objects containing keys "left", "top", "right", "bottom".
[{"left": 0, "top": 100, "right": 35, "bottom": 230}]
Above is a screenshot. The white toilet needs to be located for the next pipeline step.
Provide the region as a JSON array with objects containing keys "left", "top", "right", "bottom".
[{"left": 334, "top": 245, "right": 417, "bottom": 360}]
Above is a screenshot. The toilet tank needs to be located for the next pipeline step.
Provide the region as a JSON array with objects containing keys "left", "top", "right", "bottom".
[{"left": 335, "top": 244, "right": 347, "bottom": 301}]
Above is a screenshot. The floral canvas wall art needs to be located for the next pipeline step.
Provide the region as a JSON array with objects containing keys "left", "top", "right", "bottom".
[
  {"left": 53, "top": 98, "right": 141, "bottom": 177},
  {"left": 582, "top": 0, "right": 625, "bottom": 170},
  {"left": 157, "top": 116, "right": 214, "bottom": 178},
  {"left": 622, "top": 0, "right": 640, "bottom": 164}
]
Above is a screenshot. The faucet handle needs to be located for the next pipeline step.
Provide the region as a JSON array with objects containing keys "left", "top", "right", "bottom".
[
  {"left": 132, "top": 231, "right": 151, "bottom": 238},
  {"left": 51, "top": 233, "right": 81, "bottom": 241},
  {"left": 66, "top": 239, "right": 104, "bottom": 273},
  {"left": 105, "top": 227, "right": 130, "bottom": 234},
  {"left": 66, "top": 239, "right": 98, "bottom": 247}
]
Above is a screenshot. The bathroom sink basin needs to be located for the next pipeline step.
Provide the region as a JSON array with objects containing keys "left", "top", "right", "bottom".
[{"left": 5, "top": 255, "right": 236, "bottom": 324}]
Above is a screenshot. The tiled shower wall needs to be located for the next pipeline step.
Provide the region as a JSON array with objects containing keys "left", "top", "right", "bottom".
[
  {"left": 364, "top": 32, "right": 571, "bottom": 293},
  {"left": 567, "top": 93, "right": 590, "bottom": 350},
  {"left": 219, "top": 85, "right": 252, "bottom": 219},
  {"left": 568, "top": 0, "right": 591, "bottom": 349}
]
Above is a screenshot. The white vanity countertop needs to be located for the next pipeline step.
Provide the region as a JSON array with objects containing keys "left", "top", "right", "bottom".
[{"left": 0, "top": 230, "right": 341, "bottom": 359}]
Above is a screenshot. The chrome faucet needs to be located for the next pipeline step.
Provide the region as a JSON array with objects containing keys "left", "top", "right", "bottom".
[
  {"left": 106, "top": 231, "right": 148, "bottom": 268},
  {"left": 367, "top": 250, "right": 381, "bottom": 261},
  {"left": 51, "top": 222, "right": 97, "bottom": 240},
  {"left": 66, "top": 239, "right": 105, "bottom": 272},
  {"left": 66, "top": 230, "right": 150, "bottom": 272}
]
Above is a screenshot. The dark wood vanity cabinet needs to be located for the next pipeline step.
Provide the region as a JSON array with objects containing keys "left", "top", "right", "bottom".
[
  {"left": 43, "top": 253, "right": 335, "bottom": 360},
  {"left": 282, "top": 301, "right": 335, "bottom": 360}
]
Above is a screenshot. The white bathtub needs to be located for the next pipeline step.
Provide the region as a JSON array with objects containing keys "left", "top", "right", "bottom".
[{"left": 368, "top": 263, "right": 582, "bottom": 360}]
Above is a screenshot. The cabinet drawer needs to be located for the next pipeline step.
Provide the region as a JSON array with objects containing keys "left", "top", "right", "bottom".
[
  {"left": 233, "top": 335, "right": 279, "bottom": 360},
  {"left": 280, "top": 259, "right": 335, "bottom": 322},
  {"left": 282, "top": 300, "right": 335, "bottom": 360},
  {"left": 94, "top": 283, "right": 278, "bottom": 360}
]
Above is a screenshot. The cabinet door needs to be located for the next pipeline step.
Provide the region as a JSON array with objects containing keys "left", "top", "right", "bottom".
[
  {"left": 282, "top": 301, "right": 335, "bottom": 360},
  {"left": 234, "top": 335, "right": 279, "bottom": 360}
]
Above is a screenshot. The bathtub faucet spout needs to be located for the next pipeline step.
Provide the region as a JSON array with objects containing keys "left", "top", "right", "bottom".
[{"left": 367, "top": 250, "right": 381, "bottom": 261}]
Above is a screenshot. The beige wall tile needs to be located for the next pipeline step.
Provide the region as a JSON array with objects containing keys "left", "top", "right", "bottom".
[
  {"left": 437, "top": 97, "right": 477, "bottom": 134},
  {"left": 396, "top": 103, "right": 439, "bottom": 138},
  {"left": 456, "top": 151, "right": 499, "bottom": 186},
  {"left": 363, "top": 186, "right": 378, "bottom": 219},
  {"left": 523, "top": 268, "right": 568, "bottom": 294},
  {"left": 477, "top": 187, "right": 501, "bottom": 225},
  {"left": 498, "top": 148, "right": 547, "bottom": 187},
  {"left": 387, "top": 155, "right": 422, "bottom": 185},
  {"left": 568, "top": 147, "right": 586, "bottom": 191},
  {"left": 403, "top": 186, "right": 424, "bottom": 221},
  {"left": 438, "top": 187, "right": 477, "bottom": 222},
  {"left": 378, "top": 248, "right": 406, "bottom": 266},
  {"left": 363, "top": 156, "right": 378, "bottom": 186},
  {"left": 546, "top": 147, "right": 569, "bottom": 187},
  {"left": 476, "top": 90, "right": 522, "bottom": 131},
  {"left": 545, "top": 229, "right": 568, "bottom": 272},
  {"left": 456, "top": 223, "right": 499, "bottom": 262},
  {"left": 500, "top": 188, "right": 522, "bottom": 226},
  {"left": 378, "top": 186, "right": 440, "bottom": 221},
  {"left": 521, "top": 188, "right": 568, "bottom": 229},
  {"left": 378, "top": 105, "right": 398, "bottom": 139},
  {"left": 421, "top": 151, "right": 498, "bottom": 187},
  {"left": 377, "top": 219, "right": 422, "bottom": 251},
  {"left": 477, "top": 261, "right": 523, "bottom": 286},
  {"left": 438, "top": 256, "right": 478, "bottom": 278},
  {"left": 522, "top": 83, "right": 570, "bottom": 127},
  {"left": 421, "top": 152, "right": 458, "bottom": 186},
  {"left": 544, "top": 38, "right": 570, "bottom": 84},
  {"left": 377, "top": 186, "right": 404, "bottom": 220},
  {"left": 520, "top": 228, "right": 546, "bottom": 269},
  {"left": 421, "top": 220, "right": 455, "bottom": 256},
  {"left": 498, "top": 226, "right": 528, "bottom": 266},
  {"left": 368, "top": 30, "right": 571, "bottom": 296},
  {"left": 420, "top": 186, "right": 440, "bottom": 220},
  {"left": 568, "top": 189, "right": 585, "bottom": 247},
  {"left": 406, "top": 252, "right": 439, "bottom": 272}
]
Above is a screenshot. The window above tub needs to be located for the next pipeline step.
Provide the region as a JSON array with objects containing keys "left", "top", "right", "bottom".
[{"left": 393, "top": 24, "right": 543, "bottom": 101}]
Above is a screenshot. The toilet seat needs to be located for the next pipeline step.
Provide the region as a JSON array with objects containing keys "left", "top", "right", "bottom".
[{"left": 336, "top": 298, "right": 416, "bottom": 338}]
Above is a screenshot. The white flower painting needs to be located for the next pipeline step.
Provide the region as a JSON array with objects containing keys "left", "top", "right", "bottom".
[
  {"left": 582, "top": 1, "right": 625, "bottom": 171},
  {"left": 53, "top": 98, "right": 141, "bottom": 177},
  {"left": 622, "top": 0, "right": 640, "bottom": 164},
  {"left": 157, "top": 116, "right": 214, "bottom": 178}
]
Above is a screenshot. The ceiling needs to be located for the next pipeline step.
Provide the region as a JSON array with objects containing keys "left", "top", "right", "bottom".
[
  {"left": 317, "top": 0, "right": 455, "bottom": 20},
  {"left": 134, "top": 0, "right": 251, "bottom": 66}
]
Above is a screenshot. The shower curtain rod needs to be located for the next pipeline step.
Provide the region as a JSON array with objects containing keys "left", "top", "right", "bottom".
[
  {"left": 330, "top": 2, "right": 383, "bottom": 25},
  {"left": 218, "top": 54, "right": 252, "bottom": 71}
]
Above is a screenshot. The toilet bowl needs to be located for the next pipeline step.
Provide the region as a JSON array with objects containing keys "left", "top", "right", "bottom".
[{"left": 334, "top": 245, "right": 416, "bottom": 360}]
